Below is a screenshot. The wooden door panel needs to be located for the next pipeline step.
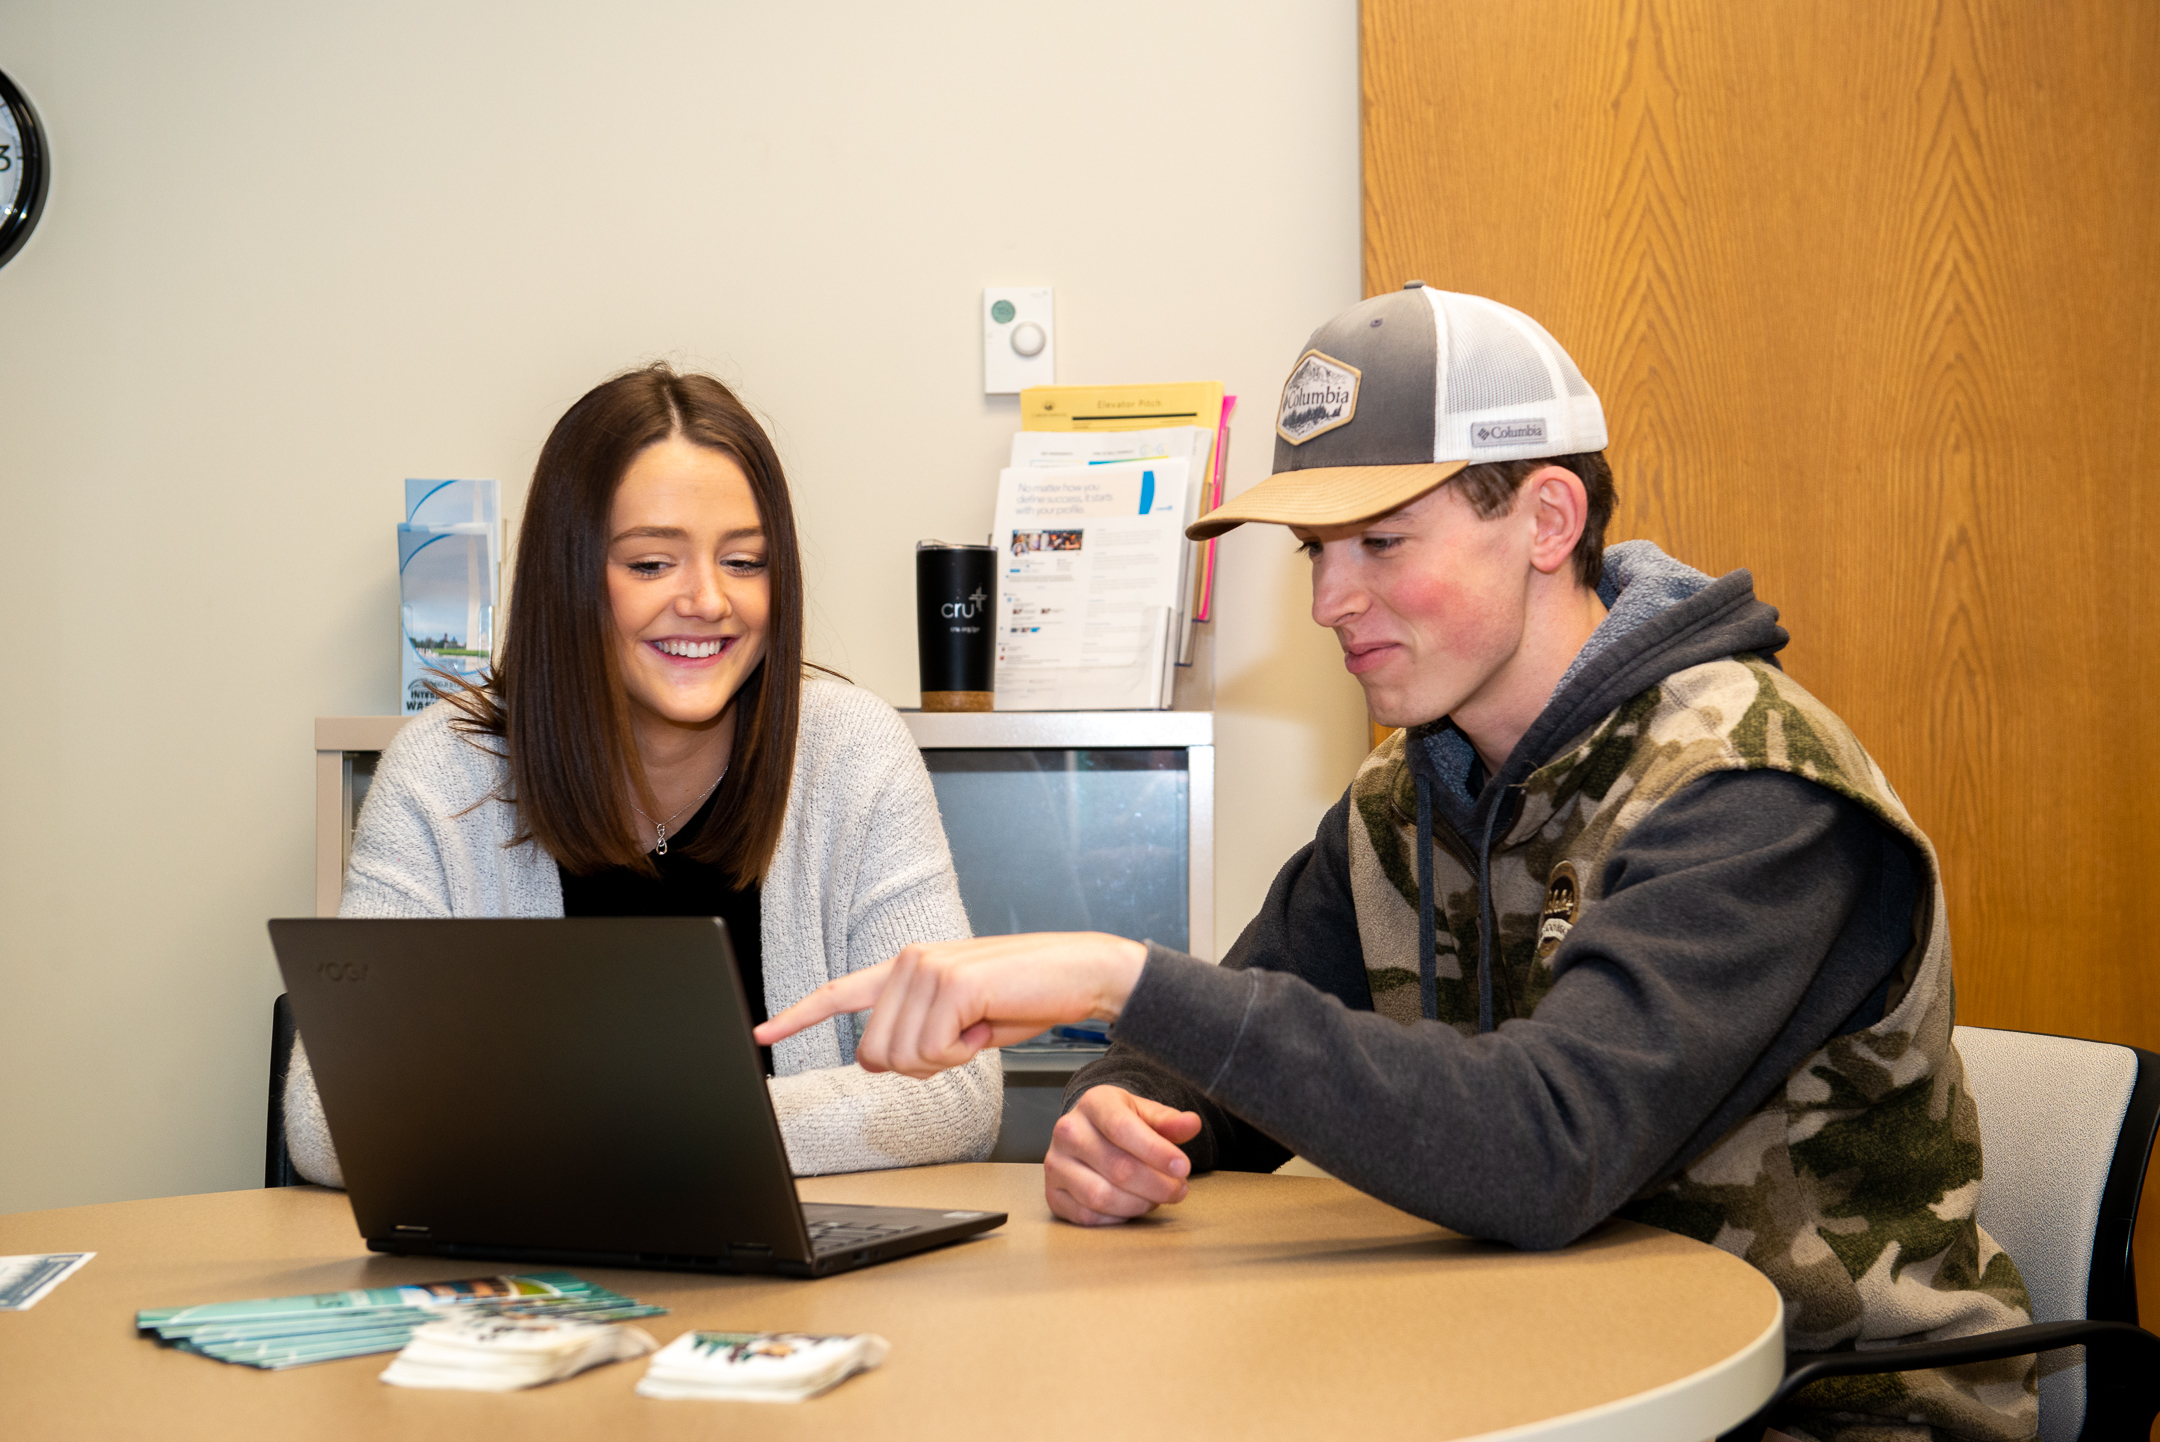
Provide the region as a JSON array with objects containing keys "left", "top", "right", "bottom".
[{"left": 1365, "top": 0, "right": 2160, "bottom": 1328}]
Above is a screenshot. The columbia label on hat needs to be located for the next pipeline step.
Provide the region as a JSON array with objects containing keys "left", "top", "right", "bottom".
[{"left": 1276, "top": 352, "right": 1361, "bottom": 446}]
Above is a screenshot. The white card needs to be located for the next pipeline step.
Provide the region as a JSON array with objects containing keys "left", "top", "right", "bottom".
[{"left": 0, "top": 1252, "right": 93, "bottom": 1311}]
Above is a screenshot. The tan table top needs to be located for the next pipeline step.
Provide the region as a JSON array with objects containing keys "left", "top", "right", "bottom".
[{"left": 0, "top": 1164, "right": 1783, "bottom": 1441}]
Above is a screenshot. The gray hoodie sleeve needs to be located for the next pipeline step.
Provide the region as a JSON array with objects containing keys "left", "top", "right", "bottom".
[{"left": 1066, "top": 766, "right": 1917, "bottom": 1249}]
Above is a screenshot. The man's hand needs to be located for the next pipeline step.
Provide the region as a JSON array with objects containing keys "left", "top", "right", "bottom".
[
  {"left": 753, "top": 932, "right": 1147, "bottom": 1079},
  {"left": 1046, "top": 1085, "right": 1203, "bottom": 1225}
]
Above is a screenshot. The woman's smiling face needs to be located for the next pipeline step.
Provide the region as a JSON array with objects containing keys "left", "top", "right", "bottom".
[{"left": 605, "top": 436, "right": 771, "bottom": 731}]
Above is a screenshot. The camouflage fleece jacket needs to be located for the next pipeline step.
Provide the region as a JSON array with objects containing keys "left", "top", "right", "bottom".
[{"left": 1070, "top": 541, "right": 2036, "bottom": 1442}]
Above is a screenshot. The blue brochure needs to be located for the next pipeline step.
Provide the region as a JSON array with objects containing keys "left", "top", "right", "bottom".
[{"left": 399, "top": 478, "right": 500, "bottom": 714}]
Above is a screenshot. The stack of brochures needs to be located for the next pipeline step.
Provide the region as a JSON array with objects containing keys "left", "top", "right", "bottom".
[
  {"left": 994, "top": 384, "right": 1235, "bottom": 710},
  {"left": 636, "top": 1330, "right": 890, "bottom": 1402},
  {"left": 135, "top": 1272, "right": 666, "bottom": 1370},
  {"left": 380, "top": 1312, "right": 658, "bottom": 1390}
]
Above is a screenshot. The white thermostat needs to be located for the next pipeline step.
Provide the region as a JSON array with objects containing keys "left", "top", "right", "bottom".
[{"left": 984, "top": 287, "right": 1054, "bottom": 395}]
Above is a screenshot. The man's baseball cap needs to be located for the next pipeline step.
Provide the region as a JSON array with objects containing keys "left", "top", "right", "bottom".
[{"left": 1188, "top": 283, "right": 1607, "bottom": 539}]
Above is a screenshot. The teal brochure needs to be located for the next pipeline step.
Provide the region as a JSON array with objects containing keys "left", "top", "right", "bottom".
[
  {"left": 137, "top": 1272, "right": 592, "bottom": 1331},
  {"left": 135, "top": 1273, "right": 665, "bottom": 1370}
]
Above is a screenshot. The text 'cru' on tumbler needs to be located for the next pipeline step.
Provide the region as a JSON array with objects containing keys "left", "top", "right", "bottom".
[{"left": 916, "top": 542, "right": 996, "bottom": 712}]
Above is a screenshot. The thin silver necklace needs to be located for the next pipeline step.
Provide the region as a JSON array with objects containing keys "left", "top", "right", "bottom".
[{"left": 631, "top": 765, "right": 727, "bottom": 857}]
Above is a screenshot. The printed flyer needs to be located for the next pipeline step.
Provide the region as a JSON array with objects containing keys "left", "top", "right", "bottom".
[
  {"left": 990, "top": 458, "right": 1188, "bottom": 710},
  {"left": 399, "top": 478, "right": 500, "bottom": 713}
]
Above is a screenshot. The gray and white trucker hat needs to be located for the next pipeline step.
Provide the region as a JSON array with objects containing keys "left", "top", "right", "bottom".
[{"left": 1188, "top": 283, "right": 1607, "bottom": 539}]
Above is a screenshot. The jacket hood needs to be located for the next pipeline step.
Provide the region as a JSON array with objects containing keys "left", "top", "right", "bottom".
[
  {"left": 1410, "top": 539, "right": 1789, "bottom": 836},
  {"left": 1397, "top": 539, "right": 1788, "bottom": 1034}
]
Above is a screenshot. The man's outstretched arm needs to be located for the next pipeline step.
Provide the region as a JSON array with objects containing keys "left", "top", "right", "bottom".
[
  {"left": 756, "top": 795, "right": 1371, "bottom": 1224},
  {"left": 760, "top": 772, "right": 1914, "bottom": 1247},
  {"left": 1076, "top": 771, "right": 1914, "bottom": 1247}
]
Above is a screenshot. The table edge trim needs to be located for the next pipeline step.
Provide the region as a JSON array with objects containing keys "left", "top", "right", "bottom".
[{"left": 1464, "top": 1303, "right": 1785, "bottom": 1442}]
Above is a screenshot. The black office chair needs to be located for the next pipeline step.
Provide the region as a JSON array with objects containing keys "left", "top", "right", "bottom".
[
  {"left": 265, "top": 993, "right": 300, "bottom": 1187},
  {"left": 1721, "top": 1027, "right": 2160, "bottom": 1442}
]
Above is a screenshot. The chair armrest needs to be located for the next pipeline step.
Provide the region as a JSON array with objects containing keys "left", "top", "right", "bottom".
[
  {"left": 1779, "top": 1318, "right": 2153, "bottom": 1384},
  {"left": 1759, "top": 1320, "right": 2160, "bottom": 1440}
]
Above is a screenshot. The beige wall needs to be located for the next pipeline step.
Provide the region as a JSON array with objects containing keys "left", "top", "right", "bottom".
[{"left": 0, "top": 3, "right": 1366, "bottom": 1212}]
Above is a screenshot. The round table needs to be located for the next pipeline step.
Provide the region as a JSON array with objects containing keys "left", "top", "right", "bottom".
[{"left": 0, "top": 1163, "right": 1783, "bottom": 1440}]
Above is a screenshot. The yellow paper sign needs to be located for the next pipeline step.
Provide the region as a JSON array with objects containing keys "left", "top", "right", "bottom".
[{"left": 1019, "top": 382, "right": 1225, "bottom": 435}]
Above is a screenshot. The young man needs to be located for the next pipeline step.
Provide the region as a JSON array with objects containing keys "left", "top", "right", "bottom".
[{"left": 761, "top": 286, "right": 2035, "bottom": 1442}]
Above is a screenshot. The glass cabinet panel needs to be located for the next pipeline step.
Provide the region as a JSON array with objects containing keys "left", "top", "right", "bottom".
[{"left": 922, "top": 748, "right": 1188, "bottom": 952}]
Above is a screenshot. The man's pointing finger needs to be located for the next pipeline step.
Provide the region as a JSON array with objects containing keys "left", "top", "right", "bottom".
[{"left": 753, "top": 962, "right": 891, "bottom": 1046}]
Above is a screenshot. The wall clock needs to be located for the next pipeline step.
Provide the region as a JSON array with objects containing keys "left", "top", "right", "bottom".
[{"left": 0, "top": 68, "right": 50, "bottom": 270}]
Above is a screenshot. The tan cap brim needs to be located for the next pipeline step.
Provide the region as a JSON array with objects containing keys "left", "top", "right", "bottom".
[{"left": 1185, "top": 461, "right": 1467, "bottom": 540}]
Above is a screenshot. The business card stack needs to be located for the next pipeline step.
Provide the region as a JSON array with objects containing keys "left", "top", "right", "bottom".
[
  {"left": 136, "top": 1272, "right": 666, "bottom": 1370},
  {"left": 380, "top": 1313, "right": 658, "bottom": 1390},
  {"left": 636, "top": 1330, "right": 891, "bottom": 1402}
]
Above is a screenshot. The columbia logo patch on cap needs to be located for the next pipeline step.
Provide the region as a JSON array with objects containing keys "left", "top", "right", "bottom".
[
  {"left": 1276, "top": 351, "right": 1360, "bottom": 445},
  {"left": 1472, "top": 418, "right": 1547, "bottom": 448}
]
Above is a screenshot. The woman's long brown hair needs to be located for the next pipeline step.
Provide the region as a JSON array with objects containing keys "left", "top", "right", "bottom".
[{"left": 446, "top": 363, "right": 804, "bottom": 885}]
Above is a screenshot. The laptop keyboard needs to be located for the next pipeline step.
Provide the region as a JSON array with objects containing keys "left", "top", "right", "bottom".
[{"left": 806, "top": 1218, "right": 919, "bottom": 1253}]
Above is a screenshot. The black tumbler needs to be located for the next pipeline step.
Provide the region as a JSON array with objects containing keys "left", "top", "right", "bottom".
[{"left": 915, "top": 541, "right": 996, "bottom": 711}]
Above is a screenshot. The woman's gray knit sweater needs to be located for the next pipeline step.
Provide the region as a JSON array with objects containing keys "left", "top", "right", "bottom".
[{"left": 283, "top": 675, "right": 1001, "bottom": 1184}]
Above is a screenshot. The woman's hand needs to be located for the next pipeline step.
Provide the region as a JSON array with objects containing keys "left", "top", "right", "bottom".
[{"left": 753, "top": 932, "right": 1148, "bottom": 1079}]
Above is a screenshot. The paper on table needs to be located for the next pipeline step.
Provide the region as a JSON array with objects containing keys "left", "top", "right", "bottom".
[
  {"left": 135, "top": 1272, "right": 666, "bottom": 1370},
  {"left": 138, "top": 1272, "right": 583, "bottom": 1330},
  {"left": 636, "top": 1330, "right": 891, "bottom": 1402},
  {"left": 0, "top": 1252, "right": 93, "bottom": 1311},
  {"left": 991, "top": 459, "right": 1188, "bottom": 710},
  {"left": 381, "top": 1314, "right": 658, "bottom": 1390}
]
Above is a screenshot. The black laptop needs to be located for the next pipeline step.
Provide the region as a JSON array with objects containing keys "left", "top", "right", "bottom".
[{"left": 268, "top": 916, "right": 1004, "bottom": 1278}]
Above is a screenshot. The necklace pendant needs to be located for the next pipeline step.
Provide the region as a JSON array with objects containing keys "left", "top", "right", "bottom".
[{"left": 655, "top": 824, "right": 668, "bottom": 857}]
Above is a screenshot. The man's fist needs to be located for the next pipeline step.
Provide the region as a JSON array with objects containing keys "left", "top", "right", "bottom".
[{"left": 1044, "top": 1085, "right": 1203, "bottom": 1226}]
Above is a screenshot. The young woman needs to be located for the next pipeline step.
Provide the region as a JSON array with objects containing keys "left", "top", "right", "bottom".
[{"left": 284, "top": 364, "right": 1000, "bottom": 1182}]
